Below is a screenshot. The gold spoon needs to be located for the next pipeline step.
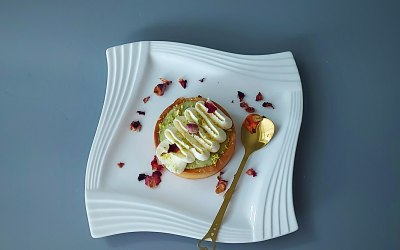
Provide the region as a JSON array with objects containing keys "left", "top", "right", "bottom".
[{"left": 197, "top": 114, "right": 275, "bottom": 250}]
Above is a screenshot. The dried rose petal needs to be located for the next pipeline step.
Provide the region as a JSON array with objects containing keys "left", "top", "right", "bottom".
[
  {"left": 167, "top": 143, "right": 180, "bottom": 153},
  {"left": 262, "top": 102, "right": 275, "bottom": 109},
  {"left": 117, "top": 162, "right": 125, "bottom": 168},
  {"left": 137, "top": 111, "right": 145, "bottom": 116},
  {"left": 199, "top": 78, "right": 205, "bottom": 82},
  {"left": 130, "top": 121, "right": 142, "bottom": 131},
  {"left": 215, "top": 181, "right": 227, "bottom": 194},
  {"left": 150, "top": 155, "right": 158, "bottom": 166},
  {"left": 240, "top": 101, "right": 249, "bottom": 108},
  {"left": 245, "top": 107, "right": 255, "bottom": 113},
  {"left": 215, "top": 172, "right": 228, "bottom": 194},
  {"left": 152, "top": 165, "right": 163, "bottom": 172},
  {"left": 151, "top": 155, "right": 164, "bottom": 171},
  {"left": 204, "top": 100, "right": 218, "bottom": 113},
  {"left": 246, "top": 168, "right": 257, "bottom": 177},
  {"left": 243, "top": 114, "right": 263, "bottom": 134},
  {"left": 237, "top": 91, "right": 245, "bottom": 102},
  {"left": 138, "top": 173, "right": 147, "bottom": 181},
  {"left": 160, "top": 78, "right": 172, "bottom": 85},
  {"left": 145, "top": 171, "right": 162, "bottom": 188},
  {"left": 154, "top": 83, "right": 166, "bottom": 96},
  {"left": 178, "top": 78, "right": 187, "bottom": 89},
  {"left": 215, "top": 179, "right": 228, "bottom": 194},
  {"left": 256, "top": 92, "right": 263, "bottom": 101},
  {"left": 186, "top": 123, "right": 199, "bottom": 134},
  {"left": 153, "top": 170, "right": 162, "bottom": 178},
  {"left": 143, "top": 96, "right": 150, "bottom": 103}
]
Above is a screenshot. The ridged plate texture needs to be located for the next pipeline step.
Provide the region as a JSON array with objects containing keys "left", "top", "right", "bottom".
[{"left": 85, "top": 41, "right": 302, "bottom": 243}]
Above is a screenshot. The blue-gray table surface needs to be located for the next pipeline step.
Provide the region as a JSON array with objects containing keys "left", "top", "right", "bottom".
[{"left": 1, "top": 1, "right": 399, "bottom": 249}]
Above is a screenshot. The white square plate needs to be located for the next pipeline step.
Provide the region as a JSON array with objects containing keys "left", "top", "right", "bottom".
[{"left": 85, "top": 41, "right": 302, "bottom": 243}]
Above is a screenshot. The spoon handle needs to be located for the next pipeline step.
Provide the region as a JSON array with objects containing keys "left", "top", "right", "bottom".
[{"left": 197, "top": 152, "right": 251, "bottom": 250}]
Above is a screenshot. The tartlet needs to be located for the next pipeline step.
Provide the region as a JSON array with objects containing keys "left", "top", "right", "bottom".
[{"left": 154, "top": 97, "right": 236, "bottom": 179}]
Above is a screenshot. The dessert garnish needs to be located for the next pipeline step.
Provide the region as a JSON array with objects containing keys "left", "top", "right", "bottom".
[
  {"left": 154, "top": 83, "right": 166, "bottom": 96},
  {"left": 154, "top": 78, "right": 173, "bottom": 96},
  {"left": 245, "top": 107, "right": 255, "bottom": 113},
  {"left": 160, "top": 78, "right": 172, "bottom": 85},
  {"left": 237, "top": 91, "right": 245, "bottom": 102},
  {"left": 239, "top": 101, "right": 255, "bottom": 113},
  {"left": 167, "top": 143, "right": 180, "bottom": 153},
  {"left": 137, "top": 111, "right": 145, "bottom": 116},
  {"left": 246, "top": 168, "right": 257, "bottom": 177},
  {"left": 243, "top": 114, "right": 263, "bottom": 134},
  {"left": 186, "top": 123, "right": 199, "bottom": 134},
  {"left": 151, "top": 155, "right": 164, "bottom": 171},
  {"left": 204, "top": 100, "right": 217, "bottom": 113},
  {"left": 144, "top": 171, "right": 162, "bottom": 188},
  {"left": 130, "top": 121, "right": 142, "bottom": 131},
  {"left": 138, "top": 173, "right": 147, "bottom": 181},
  {"left": 143, "top": 96, "right": 150, "bottom": 103},
  {"left": 138, "top": 156, "right": 164, "bottom": 188},
  {"left": 178, "top": 78, "right": 187, "bottom": 89},
  {"left": 256, "top": 92, "right": 263, "bottom": 101},
  {"left": 240, "top": 101, "right": 249, "bottom": 108},
  {"left": 215, "top": 173, "right": 228, "bottom": 194},
  {"left": 262, "top": 102, "right": 275, "bottom": 109},
  {"left": 117, "top": 162, "right": 125, "bottom": 168}
]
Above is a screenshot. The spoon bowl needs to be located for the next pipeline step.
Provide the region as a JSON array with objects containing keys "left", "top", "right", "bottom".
[{"left": 241, "top": 116, "right": 275, "bottom": 152}]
